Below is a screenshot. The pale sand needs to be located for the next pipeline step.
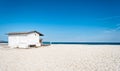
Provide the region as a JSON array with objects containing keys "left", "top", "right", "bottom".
[{"left": 0, "top": 44, "right": 120, "bottom": 71}]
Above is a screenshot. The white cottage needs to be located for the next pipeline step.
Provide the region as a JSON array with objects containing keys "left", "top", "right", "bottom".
[{"left": 7, "top": 31, "right": 44, "bottom": 48}]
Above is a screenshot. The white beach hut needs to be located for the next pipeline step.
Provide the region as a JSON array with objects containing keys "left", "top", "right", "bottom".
[{"left": 7, "top": 31, "right": 44, "bottom": 48}]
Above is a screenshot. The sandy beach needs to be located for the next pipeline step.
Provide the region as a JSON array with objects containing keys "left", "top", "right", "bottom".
[{"left": 0, "top": 44, "right": 120, "bottom": 71}]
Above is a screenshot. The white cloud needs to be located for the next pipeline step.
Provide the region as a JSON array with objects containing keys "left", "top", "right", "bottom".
[
  {"left": 104, "top": 24, "right": 120, "bottom": 33},
  {"left": 99, "top": 24, "right": 120, "bottom": 42}
]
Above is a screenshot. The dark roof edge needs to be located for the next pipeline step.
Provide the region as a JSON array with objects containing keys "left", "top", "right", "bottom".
[
  {"left": 29, "top": 31, "right": 44, "bottom": 36},
  {"left": 7, "top": 31, "right": 44, "bottom": 36}
]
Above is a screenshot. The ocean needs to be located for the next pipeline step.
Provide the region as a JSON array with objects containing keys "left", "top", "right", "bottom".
[
  {"left": 43, "top": 42, "right": 120, "bottom": 45},
  {"left": 1, "top": 41, "right": 120, "bottom": 45}
]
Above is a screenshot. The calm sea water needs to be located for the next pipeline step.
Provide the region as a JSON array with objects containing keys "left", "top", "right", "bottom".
[
  {"left": 43, "top": 42, "right": 120, "bottom": 45},
  {"left": 1, "top": 41, "right": 120, "bottom": 45}
]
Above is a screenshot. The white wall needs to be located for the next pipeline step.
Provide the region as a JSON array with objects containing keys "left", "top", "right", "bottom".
[
  {"left": 27, "top": 33, "right": 41, "bottom": 46},
  {"left": 8, "top": 33, "right": 41, "bottom": 48}
]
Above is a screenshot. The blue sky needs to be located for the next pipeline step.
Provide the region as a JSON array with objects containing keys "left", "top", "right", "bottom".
[{"left": 0, "top": 0, "right": 120, "bottom": 42}]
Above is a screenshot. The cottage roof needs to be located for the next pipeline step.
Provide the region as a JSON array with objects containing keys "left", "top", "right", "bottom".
[{"left": 7, "top": 31, "right": 44, "bottom": 36}]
